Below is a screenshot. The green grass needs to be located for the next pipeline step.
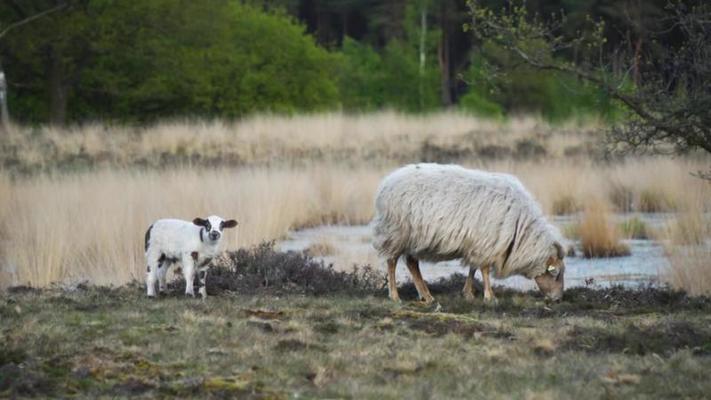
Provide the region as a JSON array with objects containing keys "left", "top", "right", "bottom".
[{"left": 2, "top": 282, "right": 711, "bottom": 399}]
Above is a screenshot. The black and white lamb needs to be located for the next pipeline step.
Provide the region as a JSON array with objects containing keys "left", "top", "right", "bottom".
[{"left": 144, "top": 215, "right": 238, "bottom": 298}]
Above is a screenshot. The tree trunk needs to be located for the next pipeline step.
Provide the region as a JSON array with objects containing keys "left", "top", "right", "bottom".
[
  {"left": 438, "top": 22, "right": 452, "bottom": 106},
  {"left": 48, "top": 46, "right": 68, "bottom": 126},
  {"left": 419, "top": 4, "right": 427, "bottom": 111},
  {"left": 0, "top": 66, "right": 9, "bottom": 133}
]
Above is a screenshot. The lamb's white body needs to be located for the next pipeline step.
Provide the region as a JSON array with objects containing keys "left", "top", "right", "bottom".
[
  {"left": 372, "top": 163, "right": 565, "bottom": 302},
  {"left": 145, "top": 215, "right": 236, "bottom": 298}
]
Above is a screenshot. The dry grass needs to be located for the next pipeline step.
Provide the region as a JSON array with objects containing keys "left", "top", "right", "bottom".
[
  {"left": 578, "top": 200, "right": 631, "bottom": 258},
  {"left": 1, "top": 112, "right": 599, "bottom": 172},
  {"left": 0, "top": 166, "right": 383, "bottom": 287},
  {"left": 663, "top": 199, "right": 711, "bottom": 295},
  {"left": 1, "top": 113, "right": 710, "bottom": 287},
  {"left": 2, "top": 156, "right": 710, "bottom": 287},
  {"left": 304, "top": 238, "right": 336, "bottom": 257}
]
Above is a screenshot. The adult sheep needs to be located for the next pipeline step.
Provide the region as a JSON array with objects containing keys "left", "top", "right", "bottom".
[{"left": 372, "top": 163, "right": 565, "bottom": 304}]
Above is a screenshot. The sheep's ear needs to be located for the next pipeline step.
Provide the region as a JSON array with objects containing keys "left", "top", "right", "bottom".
[
  {"left": 222, "top": 219, "right": 238, "bottom": 229},
  {"left": 193, "top": 218, "right": 208, "bottom": 227},
  {"left": 553, "top": 242, "right": 565, "bottom": 260}
]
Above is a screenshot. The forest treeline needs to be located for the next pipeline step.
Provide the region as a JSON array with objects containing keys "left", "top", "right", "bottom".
[{"left": 0, "top": 0, "right": 685, "bottom": 124}]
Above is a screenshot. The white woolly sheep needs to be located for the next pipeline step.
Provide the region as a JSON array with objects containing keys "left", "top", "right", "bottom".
[
  {"left": 144, "top": 215, "right": 238, "bottom": 298},
  {"left": 371, "top": 163, "right": 565, "bottom": 304}
]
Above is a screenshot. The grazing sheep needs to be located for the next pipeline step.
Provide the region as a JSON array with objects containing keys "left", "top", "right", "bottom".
[
  {"left": 372, "top": 163, "right": 565, "bottom": 304},
  {"left": 145, "top": 215, "right": 238, "bottom": 298}
]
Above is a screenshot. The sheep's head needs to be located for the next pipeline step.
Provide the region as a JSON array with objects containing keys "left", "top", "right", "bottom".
[
  {"left": 193, "top": 215, "right": 238, "bottom": 242},
  {"left": 534, "top": 242, "right": 565, "bottom": 302}
]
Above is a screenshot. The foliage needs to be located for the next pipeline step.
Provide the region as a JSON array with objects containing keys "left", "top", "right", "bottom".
[
  {"left": 173, "top": 242, "right": 385, "bottom": 296},
  {"left": 1, "top": 1, "right": 339, "bottom": 123},
  {"left": 467, "top": 0, "right": 711, "bottom": 167}
]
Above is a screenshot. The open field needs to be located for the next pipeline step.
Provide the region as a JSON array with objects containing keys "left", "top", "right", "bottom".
[
  {"left": 1, "top": 160, "right": 709, "bottom": 289},
  {"left": 1, "top": 113, "right": 710, "bottom": 291},
  {"left": 3, "top": 271, "right": 711, "bottom": 399}
]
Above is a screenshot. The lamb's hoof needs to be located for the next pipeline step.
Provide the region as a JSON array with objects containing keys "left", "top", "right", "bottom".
[
  {"left": 463, "top": 292, "right": 476, "bottom": 303},
  {"left": 185, "top": 292, "right": 195, "bottom": 298},
  {"left": 147, "top": 294, "right": 156, "bottom": 299}
]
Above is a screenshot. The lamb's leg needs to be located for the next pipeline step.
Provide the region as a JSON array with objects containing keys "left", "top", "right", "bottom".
[
  {"left": 462, "top": 266, "right": 479, "bottom": 302},
  {"left": 157, "top": 260, "right": 168, "bottom": 294},
  {"left": 387, "top": 257, "right": 400, "bottom": 302},
  {"left": 146, "top": 254, "right": 159, "bottom": 297},
  {"left": 481, "top": 264, "right": 497, "bottom": 303},
  {"left": 405, "top": 255, "right": 435, "bottom": 304},
  {"left": 182, "top": 254, "right": 196, "bottom": 297},
  {"left": 197, "top": 267, "right": 208, "bottom": 299}
]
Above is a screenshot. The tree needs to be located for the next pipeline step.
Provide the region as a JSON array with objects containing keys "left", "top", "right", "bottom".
[
  {"left": 1, "top": 1, "right": 340, "bottom": 123},
  {"left": 0, "top": 1, "right": 67, "bottom": 129},
  {"left": 467, "top": 0, "right": 711, "bottom": 177}
]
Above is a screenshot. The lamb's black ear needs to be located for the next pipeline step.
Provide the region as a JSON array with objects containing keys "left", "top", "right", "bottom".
[
  {"left": 193, "top": 218, "right": 208, "bottom": 227},
  {"left": 222, "top": 219, "right": 238, "bottom": 229}
]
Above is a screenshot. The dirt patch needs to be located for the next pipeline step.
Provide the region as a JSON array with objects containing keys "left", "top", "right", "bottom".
[
  {"left": 399, "top": 315, "right": 512, "bottom": 339},
  {"left": 112, "top": 378, "right": 155, "bottom": 396},
  {"left": 563, "top": 321, "right": 711, "bottom": 356},
  {"left": 274, "top": 339, "right": 326, "bottom": 353}
]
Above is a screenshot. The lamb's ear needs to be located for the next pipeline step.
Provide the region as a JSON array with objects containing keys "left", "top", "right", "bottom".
[
  {"left": 222, "top": 219, "right": 238, "bottom": 229},
  {"left": 193, "top": 218, "right": 208, "bottom": 227}
]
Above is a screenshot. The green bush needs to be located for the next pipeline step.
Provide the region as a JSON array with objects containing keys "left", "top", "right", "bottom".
[{"left": 337, "top": 38, "right": 386, "bottom": 111}]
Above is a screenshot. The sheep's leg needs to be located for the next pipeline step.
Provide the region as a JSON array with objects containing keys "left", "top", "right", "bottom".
[
  {"left": 405, "top": 255, "right": 435, "bottom": 304},
  {"left": 481, "top": 264, "right": 497, "bottom": 303},
  {"left": 462, "top": 266, "right": 479, "bottom": 302},
  {"left": 157, "top": 260, "right": 169, "bottom": 294},
  {"left": 182, "top": 254, "right": 196, "bottom": 297},
  {"left": 387, "top": 257, "right": 400, "bottom": 302},
  {"left": 146, "top": 255, "right": 159, "bottom": 297}
]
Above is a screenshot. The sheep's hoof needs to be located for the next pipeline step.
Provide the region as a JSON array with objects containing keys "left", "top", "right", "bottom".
[
  {"left": 147, "top": 294, "right": 156, "bottom": 299},
  {"left": 185, "top": 292, "right": 195, "bottom": 298},
  {"left": 483, "top": 296, "right": 498, "bottom": 306},
  {"left": 463, "top": 291, "right": 476, "bottom": 302}
]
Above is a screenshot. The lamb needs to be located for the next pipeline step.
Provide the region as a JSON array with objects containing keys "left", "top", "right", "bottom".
[
  {"left": 144, "top": 215, "right": 238, "bottom": 298},
  {"left": 371, "top": 163, "right": 565, "bottom": 304}
]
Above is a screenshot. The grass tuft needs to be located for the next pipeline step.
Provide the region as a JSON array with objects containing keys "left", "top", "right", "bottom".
[{"left": 578, "top": 201, "right": 630, "bottom": 258}]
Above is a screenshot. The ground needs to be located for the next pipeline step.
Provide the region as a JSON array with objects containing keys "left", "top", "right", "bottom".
[{"left": 2, "top": 277, "right": 711, "bottom": 399}]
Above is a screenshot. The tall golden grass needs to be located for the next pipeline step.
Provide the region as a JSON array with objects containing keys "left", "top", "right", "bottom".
[
  {"left": 0, "top": 166, "right": 383, "bottom": 287},
  {"left": 577, "top": 200, "right": 630, "bottom": 258}
]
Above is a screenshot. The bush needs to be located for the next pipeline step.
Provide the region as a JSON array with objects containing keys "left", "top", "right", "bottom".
[
  {"left": 172, "top": 242, "right": 385, "bottom": 296},
  {"left": 337, "top": 38, "right": 385, "bottom": 110},
  {"left": 619, "top": 217, "right": 650, "bottom": 239}
]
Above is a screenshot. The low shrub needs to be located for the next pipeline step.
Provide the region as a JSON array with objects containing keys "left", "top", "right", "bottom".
[
  {"left": 619, "top": 217, "right": 650, "bottom": 239},
  {"left": 171, "top": 242, "right": 385, "bottom": 296}
]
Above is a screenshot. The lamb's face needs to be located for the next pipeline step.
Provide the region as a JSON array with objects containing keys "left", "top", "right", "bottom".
[{"left": 193, "top": 215, "right": 238, "bottom": 243}]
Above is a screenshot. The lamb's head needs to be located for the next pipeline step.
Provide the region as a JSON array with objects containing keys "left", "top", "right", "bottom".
[
  {"left": 533, "top": 242, "right": 565, "bottom": 302},
  {"left": 193, "top": 215, "right": 238, "bottom": 243}
]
